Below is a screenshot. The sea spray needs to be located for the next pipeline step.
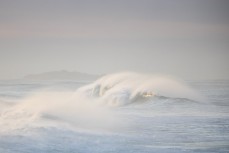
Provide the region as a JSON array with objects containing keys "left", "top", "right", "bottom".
[{"left": 0, "top": 90, "right": 123, "bottom": 133}]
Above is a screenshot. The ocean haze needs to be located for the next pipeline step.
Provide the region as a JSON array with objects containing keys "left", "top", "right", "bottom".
[
  {"left": 23, "top": 70, "right": 98, "bottom": 81},
  {"left": 0, "top": 0, "right": 229, "bottom": 80}
]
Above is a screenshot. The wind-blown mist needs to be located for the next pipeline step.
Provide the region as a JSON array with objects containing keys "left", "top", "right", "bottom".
[
  {"left": 0, "top": 91, "right": 122, "bottom": 133},
  {"left": 0, "top": 72, "right": 228, "bottom": 153}
]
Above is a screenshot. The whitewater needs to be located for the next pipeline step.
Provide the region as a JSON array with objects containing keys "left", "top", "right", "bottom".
[{"left": 0, "top": 72, "right": 229, "bottom": 153}]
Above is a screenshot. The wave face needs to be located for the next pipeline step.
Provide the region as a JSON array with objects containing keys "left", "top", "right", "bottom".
[{"left": 76, "top": 72, "right": 202, "bottom": 106}]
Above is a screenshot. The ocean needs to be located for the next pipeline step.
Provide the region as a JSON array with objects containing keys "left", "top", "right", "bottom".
[{"left": 0, "top": 72, "right": 229, "bottom": 153}]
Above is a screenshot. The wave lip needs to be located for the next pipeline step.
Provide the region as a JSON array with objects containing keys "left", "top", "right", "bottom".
[{"left": 76, "top": 72, "right": 202, "bottom": 106}]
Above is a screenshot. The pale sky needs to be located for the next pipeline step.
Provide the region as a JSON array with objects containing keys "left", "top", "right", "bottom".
[{"left": 0, "top": 0, "right": 229, "bottom": 80}]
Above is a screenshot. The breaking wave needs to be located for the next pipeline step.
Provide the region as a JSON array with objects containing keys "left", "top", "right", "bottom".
[
  {"left": 76, "top": 72, "right": 202, "bottom": 106},
  {"left": 0, "top": 72, "right": 203, "bottom": 133}
]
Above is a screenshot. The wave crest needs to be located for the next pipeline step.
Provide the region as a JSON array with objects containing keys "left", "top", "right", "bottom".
[{"left": 76, "top": 72, "right": 202, "bottom": 106}]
